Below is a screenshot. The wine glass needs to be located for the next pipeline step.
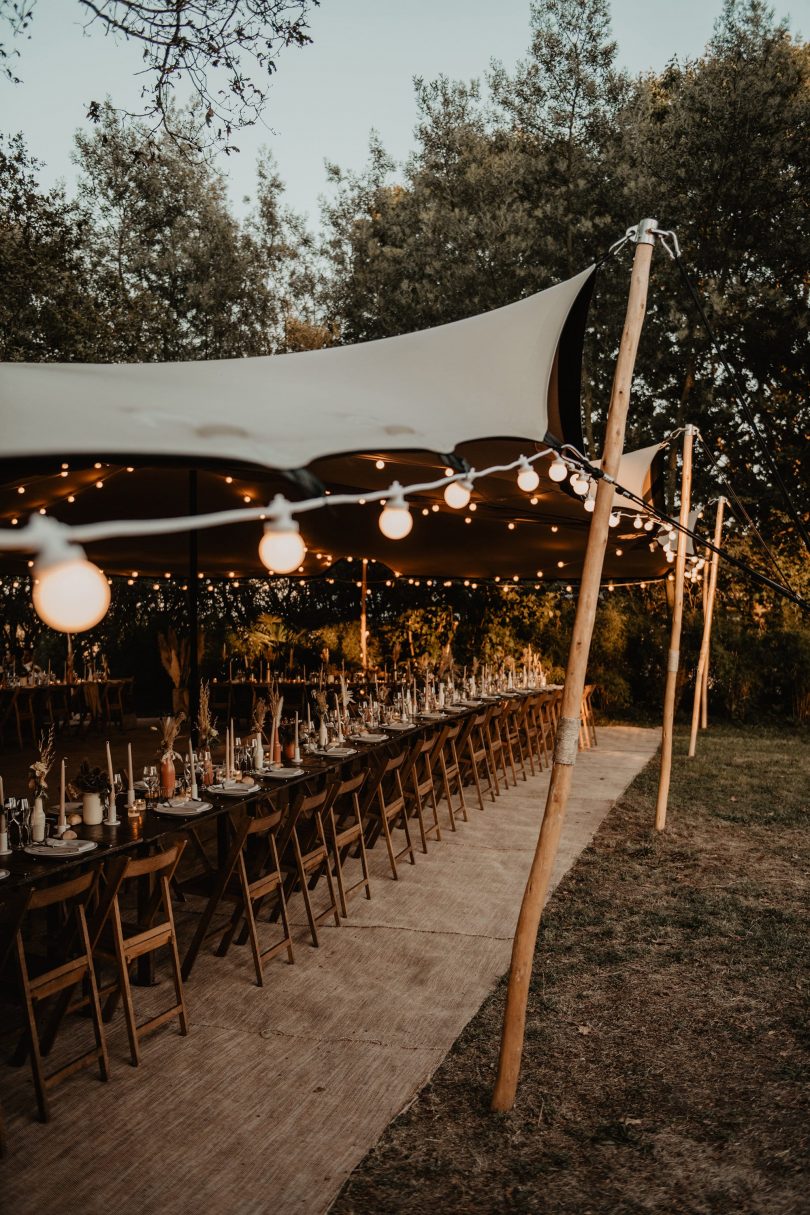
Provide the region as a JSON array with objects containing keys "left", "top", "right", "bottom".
[{"left": 143, "top": 765, "right": 158, "bottom": 803}]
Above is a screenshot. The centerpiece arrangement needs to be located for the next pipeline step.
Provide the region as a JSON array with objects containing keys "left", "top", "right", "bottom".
[
  {"left": 72, "top": 760, "right": 112, "bottom": 826},
  {"left": 152, "top": 714, "right": 185, "bottom": 798}
]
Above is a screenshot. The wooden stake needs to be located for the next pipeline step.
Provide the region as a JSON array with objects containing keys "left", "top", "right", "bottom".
[
  {"left": 490, "top": 221, "right": 658, "bottom": 1113},
  {"left": 688, "top": 496, "right": 724, "bottom": 756},
  {"left": 654, "top": 424, "right": 695, "bottom": 830},
  {"left": 360, "top": 559, "right": 368, "bottom": 671},
  {"left": 700, "top": 625, "right": 709, "bottom": 730}
]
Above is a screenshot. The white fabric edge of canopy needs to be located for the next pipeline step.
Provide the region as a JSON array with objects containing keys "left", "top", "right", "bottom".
[{"left": 0, "top": 267, "right": 594, "bottom": 472}]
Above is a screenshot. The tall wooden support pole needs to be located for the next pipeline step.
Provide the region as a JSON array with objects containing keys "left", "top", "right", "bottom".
[
  {"left": 490, "top": 220, "right": 658, "bottom": 1113},
  {"left": 700, "top": 632, "right": 709, "bottom": 729},
  {"left": 687, "top": 496, "right": 724, "bottom": 756},
  {"left": 188, "top": 469, "right": 200, "bottom": 744},
  {"left": 654, "top": 425, "right": 695, "bottom": 830},
  {"left": 360, "top": 558, "right": 369, "bottom": 671}
]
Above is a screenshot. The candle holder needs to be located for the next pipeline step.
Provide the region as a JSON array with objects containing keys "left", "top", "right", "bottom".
[{"left": 104, "top": 792, "right": 120, "bottom": 827}]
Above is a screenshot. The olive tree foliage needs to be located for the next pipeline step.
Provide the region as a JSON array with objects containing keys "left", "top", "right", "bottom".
[
  {"left": 0, "top": 0, "right": 319, "bottom": 153},
  {"left": 320, "top": 0, "right": 810, "bottom": 529}
]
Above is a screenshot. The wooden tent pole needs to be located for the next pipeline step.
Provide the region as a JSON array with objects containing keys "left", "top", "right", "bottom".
[
  {"left": 654, "top": 424, "right": 695, "bottom": 830},
  {"left": 360, "top": 558, "right": 368, "bottom": 671},
  {"left": 688, "top": 496, "right": 725, "bottom": 756},
  {"left": 490, "top": 220, "right": 658, "bottom": 1114},
  {"left": 700, "top": 628, "right": 709, "bottom": 729}
]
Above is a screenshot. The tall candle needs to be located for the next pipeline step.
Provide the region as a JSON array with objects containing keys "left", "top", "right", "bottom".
[
  {"left": 105, "top": 741, "right": 118, "bottom": 824},
  {"left": 57, "top": 759, "right": 66, "bottom": 833},
  {"left": 0, "top": 774, "right": 4, "bottom": 806},
  {"left": 189, "top": 738, "right": 198, "bottom": 800},
  {"left": 225, "top": 726, "right": 231, "bottom": 780},
  {"left": 127, "top": 742, "right": 134, "bottom": 801}
]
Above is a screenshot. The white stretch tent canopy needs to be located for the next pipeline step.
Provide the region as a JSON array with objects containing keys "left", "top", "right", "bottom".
[{"left": 0, "top": 269, "right": 594, "bottom": 469}]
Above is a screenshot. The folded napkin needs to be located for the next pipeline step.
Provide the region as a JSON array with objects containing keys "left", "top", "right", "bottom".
[
  {"left": 262, "top": 767, "right": 305, "bottom": 779},
  {"left": 25, "top": 840, "right": 97, "bottom": 858}
]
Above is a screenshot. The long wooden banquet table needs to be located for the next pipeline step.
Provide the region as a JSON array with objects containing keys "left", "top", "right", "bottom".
[
  {"left": 0, "top": 690, "right": 562, "bottom": 900},
  {"left": 0, "top": 678, "right": 135, "bottom": 749}
]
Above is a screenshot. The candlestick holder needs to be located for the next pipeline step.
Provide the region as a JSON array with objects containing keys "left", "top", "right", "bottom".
[{"left": 104, "top": 793, "right": 119, "bottom": 827}]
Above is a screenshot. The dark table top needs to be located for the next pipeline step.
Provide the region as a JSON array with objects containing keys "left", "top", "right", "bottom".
[{"left": 0, "top": 704, "right": 493, "bottom": 894}]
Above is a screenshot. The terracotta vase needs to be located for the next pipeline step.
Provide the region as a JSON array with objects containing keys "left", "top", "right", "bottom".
[
  {"left": 283, "top": 740, "right": 295, "bottom": 762},
  {"left": 160, "top": 756, "right": 176, "bottom": 799},
  {"left": 202, "top": 750, "right": 214, "bottom": 787}
]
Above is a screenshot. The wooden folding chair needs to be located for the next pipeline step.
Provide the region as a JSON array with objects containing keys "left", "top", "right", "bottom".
[
  {"left": 405, "top": 732, "right": 443, "bottom": 851},
  {"left": 182, "top": 806, "right": 294, "bottom": 984},
  {"left": 463, "top": 708, "right": 498, "bottom": 808},
  {"left": 502, "top": 699, "right": 530, "bottom": 782},
  {"left": 93, "top": 843, "right": 189, "bottom": 1065},
  {"left": 484, "top": 704, "right": 511, "bottom": 794},
  {"left": 326, "top": 770, "right": 371, "bottom": 917},
  {"left": 13, "top": 870, "right": 109, "bottom": 1122},
  {"left": 433, "top": 720, "right": 470, "bottom": 829},
  {"left": 290, "top": 787, "right": 341, "bottom": 946},
  {"left": 367, "top": 749, "right": 416, "bottom": 879},
  {"left": 0, "top": 888, "right": 33, "bottom": 1152},
  {"left": 582, "top": 684, "right": 598, "bottom": 748}
]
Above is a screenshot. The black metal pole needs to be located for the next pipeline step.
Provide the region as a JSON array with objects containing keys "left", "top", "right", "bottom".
[{"left": 188, "top": 469, "right": 199, "bottom": 745}]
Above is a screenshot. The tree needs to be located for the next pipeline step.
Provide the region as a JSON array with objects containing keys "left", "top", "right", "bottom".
[
  {"left": 73, "top": 105, "right": 305, "bottom": 359},
  {"left": 0, "top": 132, "right": 109, "bottom": 360},
  {"left": 1, "top": 0, "right": 319, "bottom": 153}
]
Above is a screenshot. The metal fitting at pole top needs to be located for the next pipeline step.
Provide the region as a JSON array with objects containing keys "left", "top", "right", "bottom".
[{"left": 634, "top": 218, "right": 659, "bottom": 246}]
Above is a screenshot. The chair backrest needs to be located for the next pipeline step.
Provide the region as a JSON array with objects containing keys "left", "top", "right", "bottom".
[
  {"left": 329, "top": 770, "right": 366, "bottom": 800},
  {"left": 121, "top": 840, "right": 187, "bottom": 881},
  {"left": 247, "top": 805, "right": 285, "bottom": 836},
  {"left": 28, "top": 868, "right": 97, "bottom": 912}
]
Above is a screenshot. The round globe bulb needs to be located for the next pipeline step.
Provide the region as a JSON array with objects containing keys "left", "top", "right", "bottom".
[
  {"left": 32, "top": 556, "right": 110, "bottom": 633},
  {"left": 443, "top": 480, "right": 471, "bottom": 510},
  {"left": 548, "top": 457, "right": 568, "bottom": 483},
  {"left": 516, "top": 465, "right": 540, "bottom": 493},
  {"left": 571, "top": 474, "right": 589, "bottom": 497},
  {"left": 666, "top": 549, "right": 675, "bottom": 563},
  {"left": 644, "top": 519, "right": 654, "bottom": 532},
  {"left": 258, "top": 525, "right": 306, "bottom": 574},
  {"left": 609, "top": 512, "right": 620, "bottom": 527},
  {"left": 379, "top": 503, "right": 413, "bottom": 540},
  {"left": 583, "top": 497, "right": 596, "bottom": 513}
]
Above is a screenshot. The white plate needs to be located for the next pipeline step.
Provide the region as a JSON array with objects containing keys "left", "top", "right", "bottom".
[
  {"left": 24, "top": 841, "right": 98, "bottom": 859},
  {"left": 312, "top": 747, "right": 357, "bottom": 759},
  {"left": 0, "top": 870, "right": 9, "bottom": 881},
  {"left": 209, "top": 784, "right": 260, "bottom": 797},
  {"left": 382, "top": 722, "right": 413, "bottom": 731},
  {"left": 261, "top": 767, "right": 305, "bottom": 780},
  {"left": 348, "top": 733, "right": 389, "bottom": 744},
  {"left": 153, "top": 800, "right": 212, "bottom": 817}
]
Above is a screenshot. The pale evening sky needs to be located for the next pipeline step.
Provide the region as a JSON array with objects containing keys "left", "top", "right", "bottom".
[{"left": 1, "top": 0, "right": 803, "bottom": 223}]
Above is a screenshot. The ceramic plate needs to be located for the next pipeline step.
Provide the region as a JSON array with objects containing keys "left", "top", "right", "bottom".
[
  {"left": 24, "top": 841, "right": 98, "bottom": 859},
  {"left": 153, "top": 800, "right": 212, "bottom": 817}
]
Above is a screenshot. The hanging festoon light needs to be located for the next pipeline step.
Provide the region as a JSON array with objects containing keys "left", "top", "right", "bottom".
[
  {"left": 570, "top": 470, "right": 589, "bottom": 497},
  {"left": 379, "top": 483, "right": 413, "bottom": 540},
  {"left": 31, "top": 529, "right": 111, "bottom": 633},
  {"left": 443, "top": 476, "right": 473, "bottom": 510},
  {"left": 516, "top": 458, "right": 540, "bottom": 494},
  {"left": 548, "top": 454, "right": 568, "bottom": 483},
  {"left": 609, "top": 511, "right": 620, "bottom": 527},
  {"left": 258, "top": 495, "right": 307, "bottom": 574},
  {"left": 584, "top": 497, "right": 596, "bottom": 513}
]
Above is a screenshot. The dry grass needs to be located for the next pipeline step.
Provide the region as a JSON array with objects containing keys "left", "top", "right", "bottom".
[{"left": 332, "top": 725, "right": 810, "bottom": 1215}]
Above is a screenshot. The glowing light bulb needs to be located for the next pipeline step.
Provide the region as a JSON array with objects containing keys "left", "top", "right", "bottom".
[
  {"left": 548, "top": 456, "right": 567, "bottom": 483},
  {"left": 444, "top": 479, "right": 472, "bottom": 509},
  {"left": 258, "top": 498, "right": 307, "bottom": 573},
  {"left": 609, "top": 512, "right": 620, "bottom": 527},
  {"left": 644, "top": 519, "right": 654, "bottom": 532},
  {"left": 32, "top": 554, "right": 111, "bottom": 633},
  {"left": 379, "top": 484, "right": 413, "bottom": 540},
  {"left": 516, "top": 460, "right": 540, "bottom": 493},
  {"left": 375, "top": 459, "right": 386, "bottom": 471},
  {"left": 570, "top": 473, "right": 589, "bottom": 497},
  {"left": 633, "top": 514, "right": 643, "bottom": 529},
  {"left": 666, "top": 549, "right": 675, "bottom": 563},
  {"left": 584, "top": 498, "right": 596, "bottom": 513}
]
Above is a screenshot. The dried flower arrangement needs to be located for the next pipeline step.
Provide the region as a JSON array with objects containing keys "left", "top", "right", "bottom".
[
  {"left": 251, "top": 697, "right": 268, "bottom": 739},
  {"left": 197, "top": 683, "right": 218, "bottom": 746},
  {"left": 152, "top": 713, "right": 185, "bottom": 761},
  {"left": 28, "top": 727, "right": 55, "bottom": 799}
]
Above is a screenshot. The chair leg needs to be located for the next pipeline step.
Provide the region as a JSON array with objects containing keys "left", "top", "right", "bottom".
[
  {"left": 162, "top": 880, "right": 189, "bottom": 1032},
  {"left": 16, "top": 937, "right": 50, "bottom": 1123},
  {"left": 111, "top": 902, "right": 140, "bottom": 1067},
  {"left": 292, "top": 830, "right": 320, "bottom": 946}
]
